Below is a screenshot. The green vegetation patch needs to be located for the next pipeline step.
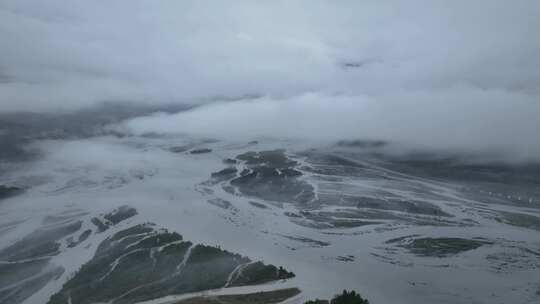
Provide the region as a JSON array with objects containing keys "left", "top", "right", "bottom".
[
  {"left": 0, "top": 185, "right": 23, "bottom": 200},
  {"left": 175, "top": 288, "right": 301, "bottom": 304},
  {"left": 229, "top": 261, "right": 295, "bottom": 287},
  {"left": 305, "top": 290, "right": 370, "bottom": 304},
  {"left": 0, "top": 220, "right": 81, "bottom": 261},
  {"left": 48, "top": 225, "right": 295, "bottom": 304},
  {"left": 495, "top": 211, "right": 540, "bottom": 231},
  {"left": 388, "top": 236, "right": 492, "bottom": 257}
]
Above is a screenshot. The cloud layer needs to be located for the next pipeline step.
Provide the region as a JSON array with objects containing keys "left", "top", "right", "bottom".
[
  {"left": 1, "top": 1, "right": 539, "bottom": 110},
  {"left": 1, "top": 1, "right": 539, "bottom": 159}
]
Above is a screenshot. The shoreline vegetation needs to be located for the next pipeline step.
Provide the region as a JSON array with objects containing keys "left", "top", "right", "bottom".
[
  {"left": 173, "top": 288, "right": 301, "bottom": 304},
  {"left": 305, "top": 290, "right": 370, "bottom": 304},
  {"left": 47, "top": 221, "right": 295, "bottom": 304},
  {"left": 172, "top": 289, "right": 370, "bottom": 304}
]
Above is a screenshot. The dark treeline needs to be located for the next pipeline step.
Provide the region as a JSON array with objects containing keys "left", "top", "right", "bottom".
[{"left": 305, "top": 290, "right": 370, "bottom": 304}]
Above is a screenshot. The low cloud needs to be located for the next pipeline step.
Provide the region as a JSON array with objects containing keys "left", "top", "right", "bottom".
[{"left": 121, "top": 89, "right": 540, "bottom": 162}]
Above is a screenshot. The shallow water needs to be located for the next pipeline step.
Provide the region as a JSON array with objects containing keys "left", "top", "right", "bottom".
[{"left": 1, "top": 135, "right": 539, "bottom": 304}]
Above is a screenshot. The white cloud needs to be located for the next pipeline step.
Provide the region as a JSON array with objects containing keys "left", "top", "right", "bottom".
[{"left": 122, "top": 89, "right": 540, "bottom": 161}]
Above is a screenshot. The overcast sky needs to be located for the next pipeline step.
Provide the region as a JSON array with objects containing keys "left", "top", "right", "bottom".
[{"left": 1, "top": 1, "right": 539, "bottom": 159}]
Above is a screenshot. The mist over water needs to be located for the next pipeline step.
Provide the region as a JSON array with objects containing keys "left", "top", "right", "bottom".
[{"left": 119, "top": 91, "right": 540, "bottom": 162}]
